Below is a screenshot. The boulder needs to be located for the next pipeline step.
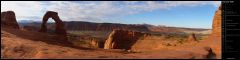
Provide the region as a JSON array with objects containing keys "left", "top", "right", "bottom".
[
  {"left": 104, "top": 30, "right": 146, "bottom": 50},
  {"left": 186, "top": 33, "right": 198, "bottom": 43},
  {"left": 90, "top": 38, "right": 99, "bottom": 48}
]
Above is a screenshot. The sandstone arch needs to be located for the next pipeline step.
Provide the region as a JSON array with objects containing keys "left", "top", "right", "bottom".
[
  {"left": 1, "top": 11, "right": 20, "bottom": 29},
  {"left": 39, "top": 11, "right": 67, "bottom": 35}
]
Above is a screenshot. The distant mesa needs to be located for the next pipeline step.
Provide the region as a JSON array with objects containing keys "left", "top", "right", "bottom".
[
  {"left": 1, "top": 11, "right": 20, "bottom": 29},
  {"left": 64, "top": 21, "right": 150, "bottom": 32}
]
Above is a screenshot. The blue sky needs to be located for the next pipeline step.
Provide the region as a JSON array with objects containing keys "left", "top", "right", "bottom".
[
  {"left": 1, "top": 1, "right": 221, "bottom": 29},
  {"left": 118, "top": 4, "right": 218, "bottom": 28}
]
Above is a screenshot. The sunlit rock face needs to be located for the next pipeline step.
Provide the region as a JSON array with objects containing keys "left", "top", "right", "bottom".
[
  {"left": 211, "top": 5, "right": 222, "bottom": 37},
  {"left": 104, "top": 30, "right": 147, "bottom": 50},
  {"left": 202, "top": 5, "right": 222, "bottom": 59}
]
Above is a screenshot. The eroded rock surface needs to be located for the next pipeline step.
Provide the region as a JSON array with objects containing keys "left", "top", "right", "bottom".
[
  {"left": 39, "top": 11, "right": 67, "bottom": 35},
  {"left": 38, "top": 11, "right": 70, "bottom": 45},
  {"left": 104, "top": 30, "right": 147, "bottom": 50},
  {"left": 186, "top": 33, "right": 198, "bottom": 43},
  {"left": 1, "top": 11, "right": 20, "bottom": 29},
  {"left": 211, "top": 5, "right": 222, "bottom": 37},
  {"left": 200, "top": 5, "right": 222, "bottom": 59}
]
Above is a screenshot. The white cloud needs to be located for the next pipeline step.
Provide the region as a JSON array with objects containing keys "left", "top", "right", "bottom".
[
  {"left": 1, "top": 1, "right": 221, "bottom": 22},
  {"left": 1, "top": 1, "right": 44, "bottom": 20}
]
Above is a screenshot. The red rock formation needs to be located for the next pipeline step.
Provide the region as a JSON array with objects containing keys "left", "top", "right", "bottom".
[
  {"left": 211, "top": 5, "right": 222, "bottom": 37},
  {"left": 186, "top": 33, "right": 198, "bottom": 42},
  {"left": 104, "top": 30, "right": 146, "bottom": 50},
  {"left": 39, "top": 11, "right": 67, "bottom": 35},
  {"left": 201, "top": 5, "right": 222, "bottom": 58},
  {"left": 38, "top": 11, "right": 70, "bottom": 44},
  {"left": 90, "top": 38, "right": 99, "bottom": 48},
  {"left": 1, "top": 11, "right": 20, "bottom": 29},
  {"left": 209, "top": 5, "right": 222, "bottom": 58}
]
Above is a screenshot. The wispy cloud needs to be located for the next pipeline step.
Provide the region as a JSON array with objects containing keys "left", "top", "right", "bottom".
[{"left": 1, "top": 1, "right": 221, "bottom": 22}]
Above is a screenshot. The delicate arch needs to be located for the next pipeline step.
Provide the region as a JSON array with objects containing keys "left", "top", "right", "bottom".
[{"left": 39, "top": 11, "right": 66, "bottom": 35}]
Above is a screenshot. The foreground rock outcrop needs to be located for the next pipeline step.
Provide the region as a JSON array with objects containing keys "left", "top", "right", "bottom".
[
  {"left": 208, "top": 5, "right": 222, "bottom": 58},
  {"left": 104, "top": 30, "right": 148, "bottom": 50},
  {"left": 199, "top": 5, "right": 222, "bottom": 59},
  {"left": 211, "top": 5, "right": 222, "bottom": 37},
  {"left": 186, "top": 33, "right": 198, "bottom": 43},
  {"left": 1, "top": 11, "right": 20, "bottom": 29}
]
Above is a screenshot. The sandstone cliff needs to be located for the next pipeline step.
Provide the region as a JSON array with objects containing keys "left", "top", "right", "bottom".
[{"left": 211, "top": 5, "right": 222, "bottom": 37}]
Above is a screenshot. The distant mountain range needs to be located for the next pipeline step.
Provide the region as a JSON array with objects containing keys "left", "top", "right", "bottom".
[
  {"left": 19, "top": 21, "right": 211, "bottom": 34},
  {"left": 18, "top": 20, "right": 41, "bottom": 23}
]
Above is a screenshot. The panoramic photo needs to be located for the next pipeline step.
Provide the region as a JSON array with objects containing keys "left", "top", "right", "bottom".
[{"left": 1, "top": 1, "right": 221, "bottom": 59}]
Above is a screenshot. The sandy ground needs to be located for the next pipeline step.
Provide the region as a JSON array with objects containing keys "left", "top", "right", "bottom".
[{"left": 1, "top": 27, "right": 220, "bottom": 59}]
